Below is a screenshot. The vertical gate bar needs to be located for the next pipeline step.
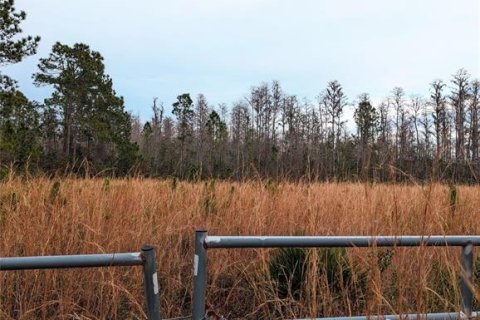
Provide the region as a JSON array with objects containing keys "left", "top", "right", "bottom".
[
  {"left": 142, "top": 245, "right": 162, "bottom": 320},
  {"left": 460, "top": 243, "right": 473, "bottom": 317},
  {"left": 193, "top": 230, "right": 208, "bottom": 320}
]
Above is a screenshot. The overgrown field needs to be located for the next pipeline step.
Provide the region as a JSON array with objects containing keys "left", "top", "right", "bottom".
[{"left": 0, "top": 178, "right": 479, "bottom": 319}]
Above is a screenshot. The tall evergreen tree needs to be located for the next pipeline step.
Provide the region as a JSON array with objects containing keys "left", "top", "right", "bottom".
[
  {"left": 206, "top": 110, "right": 228, "bottom": 177},
  {"left": 0, "top": 0, "right": 41, "bottom": 170},
  {"left": 354, "top": 94, "right": 378, "bottom": 180},
  {"left": 33, "top": 42, "right": 137, "bottom": 174},
  {"left": 0, "top": 90, "right": 40, "bottom": 166},
  {"left": 172, "top": 93, "right": 194, "bottom": 177},
  {"left": 0, "top": 0, "right": 40, "bottom": 89}
]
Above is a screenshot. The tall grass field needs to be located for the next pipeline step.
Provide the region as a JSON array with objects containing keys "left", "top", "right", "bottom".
[{"left": 0, "top": 178, "right": 479, "bottom": 319}]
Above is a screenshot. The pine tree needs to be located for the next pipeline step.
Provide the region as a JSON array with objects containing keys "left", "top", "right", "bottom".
[
  {"left": 354, "top": 94, "right": 378, "bottom": 181},
  {"left": 34, "top": 42, "right": 137, "bottom": 174},
  {"left": 0, "top": 0, "right": 41, "bottom": 168},
  {"left": 0, "top": 90, "right": 40, "bottom": 166},
  {"left": 172, "top": 93, "right": 194, "bottom": 177}
]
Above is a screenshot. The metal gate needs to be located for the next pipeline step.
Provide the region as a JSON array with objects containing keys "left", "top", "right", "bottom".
[
  {"left": 192, "top": 231, "right": 480, "bottom": 320},
  {"left": 0, "top": 244, "right": 162, "bottom": 320}
]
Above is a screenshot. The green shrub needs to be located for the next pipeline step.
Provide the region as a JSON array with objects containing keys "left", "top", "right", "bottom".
[
  {"left": 449, "top": 184, "right": 457, "bottom": 212},
  {"left": 268, "top": 247, "right": 370, "bottom": 317},
  {"left": 202, "top": 180, "right": 217, "bottom": 217},
  {"left": 269, "top": 248, "right": 308, "bottom": 300},
  {"left": 49, "top": 180, "right": 61, "bottom": 202}
]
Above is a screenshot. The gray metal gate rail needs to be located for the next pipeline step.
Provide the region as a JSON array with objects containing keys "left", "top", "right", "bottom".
[
  {"left": 192, "top": 231, "right": 480, "bottom": 320},
  {"left": 0, "top": 244, "right": 162, "bottom": 320}
]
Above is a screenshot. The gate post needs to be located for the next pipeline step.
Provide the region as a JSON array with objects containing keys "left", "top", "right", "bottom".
[
  {"left": 460, "top": 243, "right": 473, "bottom": 317},
  {"left": 192, "top": 230, "right": 208, "bottom": 320},
  {"left": 142, "top": 245, "right": 162, "bottom": 320}
]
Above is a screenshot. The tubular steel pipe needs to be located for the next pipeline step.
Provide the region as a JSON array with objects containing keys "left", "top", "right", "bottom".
[
  {"left": 0, "top": 246, "right": 163, "bottom": 320},
  {"left": 192, "top": 230, "right": 208, "bottom": 320},
  {"left": 200, "top": 233, "right": 479, "bottom": 319},
  {"left": 204, "top": 235, "right": 480, "bottom": 249},
  {"left": 460, "top": 243, "right": 474, "bottom": 317},
  {"left": 142, "top": 245, "right": 162, "bottom": 320},
  {"left": 0, "top": 252, "right": 143, "bottom": 270},
  {"left": 296, "top": 311, "right": 479, "bottom": 320}
]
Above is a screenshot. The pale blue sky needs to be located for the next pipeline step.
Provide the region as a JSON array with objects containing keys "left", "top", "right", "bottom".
[{"left": 4, "top": 0, "right": 480, "bottom": 121}]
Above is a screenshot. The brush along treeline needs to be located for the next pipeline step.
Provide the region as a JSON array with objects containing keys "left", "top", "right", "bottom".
[{"left": 0, "top": 178, "right": 479, "bottom": 319}]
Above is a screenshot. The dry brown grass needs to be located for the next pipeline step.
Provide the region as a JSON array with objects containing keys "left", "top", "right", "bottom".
[{"left": 0, "top": 178, "right": 479, "bottom": 319}]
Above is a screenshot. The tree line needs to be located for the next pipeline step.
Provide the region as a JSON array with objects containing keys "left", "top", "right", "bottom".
[
  {"left": 132, "top": 73, "right": 480, "bottom": 183},
  {"left": 1, "top": 0, "right": 479, "bottom": 182}
]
